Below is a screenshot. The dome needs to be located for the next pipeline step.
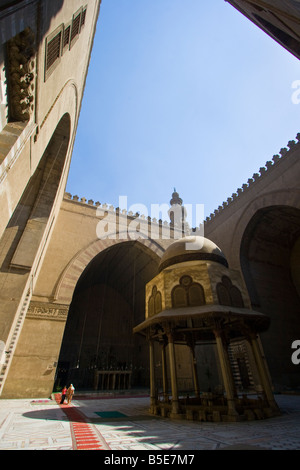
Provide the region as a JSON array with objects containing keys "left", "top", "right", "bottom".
[{"left": 159, "top": 236, "right": 228, "bottom": 272}]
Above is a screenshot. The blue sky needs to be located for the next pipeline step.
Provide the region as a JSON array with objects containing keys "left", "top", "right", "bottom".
[{"left": 66, "top": 0, "right": 300, "bottom": 223}]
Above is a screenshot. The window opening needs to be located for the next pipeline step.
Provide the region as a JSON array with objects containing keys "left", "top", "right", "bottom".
[{"left": 70, "top": 9, "right": 82, "bottom": 46}]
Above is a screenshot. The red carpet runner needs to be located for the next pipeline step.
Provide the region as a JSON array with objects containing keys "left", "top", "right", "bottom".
[{"left": 55, "top": 394, "right": 110, "bottom": 450}]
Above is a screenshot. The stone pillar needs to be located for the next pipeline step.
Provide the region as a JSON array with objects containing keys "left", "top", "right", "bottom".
[
  {"left": 214, "top": 329, "right": 239, "bottom": 418},
  {"left": 161, "top": 341, "right": 168, "bottom": 402},
  {"left": 249, "top": 333, "right": 279, "bottom": 411},
  {"left": 167, "top": 330, "right": 180, "bottom": 416},
  {"left": 149, "top": 337, "right": 156, "bottom": 411}
]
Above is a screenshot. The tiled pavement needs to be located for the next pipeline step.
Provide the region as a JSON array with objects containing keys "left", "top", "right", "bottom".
[{"left": 0, "top": 394, "right": 300, "bottom": 451}]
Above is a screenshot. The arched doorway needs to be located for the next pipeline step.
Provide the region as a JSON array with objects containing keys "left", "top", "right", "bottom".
[
  {"left": 240, "top": 205, "right": 300, "bottom": 391},
  {"left": 56, "top": 240, "right": 160, "bottom": 391}
]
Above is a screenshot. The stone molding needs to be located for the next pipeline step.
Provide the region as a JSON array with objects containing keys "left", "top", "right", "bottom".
[{"left": 26, "top": 301, "right": 69, "bottom": 322}]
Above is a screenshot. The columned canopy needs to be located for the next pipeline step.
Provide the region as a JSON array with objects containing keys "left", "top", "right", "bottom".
[{"left": 133, "top": 236, "right": 280, "bottom": 422}]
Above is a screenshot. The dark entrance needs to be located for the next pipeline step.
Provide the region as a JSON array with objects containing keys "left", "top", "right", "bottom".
[
  {"left": 240, "top": 205, "right": 300, "bottom": 391},
  {"left": 56, "top": 240, "right": 160, "bottom": 391}
]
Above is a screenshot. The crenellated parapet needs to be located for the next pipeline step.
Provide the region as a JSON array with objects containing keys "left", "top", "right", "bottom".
[
  {"left": 204, "top": 133, "right": 300, "bottom": 224},
  {"left": 62, "top": 192, "right": 204, "bottom": 238},
  {"left": 64, "top": 133, "right": 300, "bottom": 231},
  {"left": 63, "top": 192, "right": 174, "bottom": 228}
]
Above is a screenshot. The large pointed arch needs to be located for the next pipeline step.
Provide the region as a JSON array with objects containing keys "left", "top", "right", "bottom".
[
  {"left": 240, "top": 204, "right": 300, "bottom": 391},
  {"left": 55, "top": 238, "right": 164, "bottom": 390},
  {"left": 228, "top": 189, "right": 300, "bottom": 269},
  {"left": 54, "top": 235, "right": 165, "bottom": 304}
]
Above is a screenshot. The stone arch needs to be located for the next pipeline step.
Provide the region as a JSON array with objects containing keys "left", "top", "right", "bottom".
[
  {"left": 6, "top": 112, "right": 72, "bottom": 271},
  {"left": 55, "top": 235, "right": 165, "bottom": 305},
  {"left": 0, "top": 77, "right": 77, "bottom": 245},
  {"left": 171, "top": 275, "right": 205, "bottom": 308},
  {"left": 228, "top": 189, "right": 300, "bottom": 270},
  {"left": 0, "top": 111, "right": 72, "bottom": 398},
  {"left": 56, "top": 237, "right": 164, "bottom": 390},
  {"left": 148, "top": 286, "right": 162, "bottom": 317},
  {"left": 0, "top": 111, "right": 72, "bottom": 286},
  {"left": 216, "top": 282, "right": 231, "bottom": 306},
  {"left": 240, "top": 203, "right": 300, "bottom": 391},
  {"left": 216, "top": 276, "right": 244, "bottom": 308}
]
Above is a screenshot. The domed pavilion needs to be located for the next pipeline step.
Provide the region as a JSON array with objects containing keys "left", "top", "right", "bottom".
[{"left": 133, "top": 235, "right": 280, "bottom": 422}]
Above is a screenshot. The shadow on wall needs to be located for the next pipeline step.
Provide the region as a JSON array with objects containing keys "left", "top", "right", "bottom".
[
  {"left": 0, "top": 1, "right": 67, "bottom": 132},
  {"left": 0, "top": 1, "right": 65, "bottom": 38}
]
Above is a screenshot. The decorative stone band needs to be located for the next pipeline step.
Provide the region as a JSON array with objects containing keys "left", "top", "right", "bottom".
[{"left": 26, "top": 301, "right": 69, "bottom": 322}]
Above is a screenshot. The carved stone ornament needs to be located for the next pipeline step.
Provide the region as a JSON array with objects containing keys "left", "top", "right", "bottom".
[
  {"left": 26, "top": 301, "right": 68, "bottom": 322},
  {"left": 6, "top": 27, "right": 36, "bottom": 122}
]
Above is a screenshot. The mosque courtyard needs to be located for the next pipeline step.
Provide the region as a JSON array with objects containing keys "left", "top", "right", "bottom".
[{"left": 0, "top": 392, "right": 299, "bottom": 451}]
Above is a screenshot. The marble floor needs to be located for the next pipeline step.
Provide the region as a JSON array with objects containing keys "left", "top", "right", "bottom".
[{"left": 0, "top": 394, "right": 299, "bottom": 451}]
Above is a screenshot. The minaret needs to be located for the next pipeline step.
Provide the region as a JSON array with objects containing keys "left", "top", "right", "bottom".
[
  {"left": 169, "top": 188, "right": 183, "bottom": 207},
  {"left": 168, "top": 188, "right": 188, "bottom": 235}
]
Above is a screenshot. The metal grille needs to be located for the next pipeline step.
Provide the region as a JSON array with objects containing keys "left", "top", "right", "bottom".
[
  {"left": 46, "top": 32, "right": 61, "bottom": 71},
  {"left": 71, "top": 13, "right": 81, "bottom": 42},
  {"left": 81, "top": 8, "right": 87, "bottom": 27},
  {"left": 63, "top": 26, "right": 70, "bottom": 49}
]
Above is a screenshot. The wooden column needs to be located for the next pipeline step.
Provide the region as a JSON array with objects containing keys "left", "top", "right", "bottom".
[
  {"left": 249, "top": 332, "right": 279, "bottom": 411},
  {"left": 149, "top": 336, "right": 156, "bottom": 410},
  {"left": 214, "top": 329, "right": 238, "bottom": 418},
  {"left": 161, "top": 341, "right": 169, "bottom": 402},
  {"left": 187, "top": 337, "right": 200, "bottom": 398},
  {"left": 167, "top": 329, "right": 180, "bottom": 416}
]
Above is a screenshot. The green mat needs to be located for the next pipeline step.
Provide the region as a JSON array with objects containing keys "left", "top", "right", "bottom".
[{"left": 95, "top": 411, "right": 127, "bottom": 418}]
